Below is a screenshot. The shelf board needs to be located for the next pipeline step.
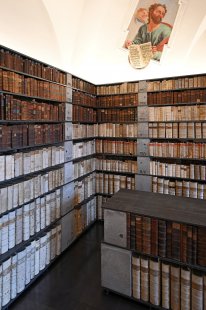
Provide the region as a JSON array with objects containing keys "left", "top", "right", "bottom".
[{"left": 0, "top": 90, "right": 65, "bottom": 103}]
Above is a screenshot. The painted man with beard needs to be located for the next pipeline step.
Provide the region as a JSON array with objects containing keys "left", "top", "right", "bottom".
[{"left": 132, "top": 3, "right": 172, "bottom": 61}]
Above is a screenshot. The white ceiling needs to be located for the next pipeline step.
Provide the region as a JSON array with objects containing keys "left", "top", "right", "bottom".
[{"left": 0, "top": 0, "right": 206, "bottom": 85}]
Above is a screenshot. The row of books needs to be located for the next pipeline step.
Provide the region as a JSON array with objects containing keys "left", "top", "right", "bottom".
[
  {"left": 148, "top": 105, "right": 206, "bottom": 121},
  {"left": 0, "top": 146, "right": 64, "bottom": 182},
  {"left": 96, "top": 158, "right": 137, "bottom": 173},
  {"left": 0, "top": 48, "right": 66, "bottom": 84},
  {"left": 74, "top": 174, "right": 95, "bottom": 205},
  {"left": 150, "top": 161, "right": 206, "bottom": 180},
  {"left": 0, "top": 124, "right": 64, "bottom": 150},
  {"left": 97, "top": 108, "right": 137, "bottom": 122},
  {"left": 73, "top": 90, "right": 96, "bottom": 107},
  {"left": 96, "top": 93, "right": 138, "bottom": 107},
  {"left": 0, "top": 167, "right": 64, "bottom": 214},
  {"left": 0, "top": 189, "right": 61, "bottom": 254},
  {"left": 147, "top": 89, "right": 206, "bottom": 105},
  {"left": 0, "top": 69, "right": 66, "bottom": 101},
  {"left": 97, "top": 123, "right": 138, "bottom": 138},
  {"left": 147, "top": 75, "right": 206, "bottom": 91},
  {"left": 72, "top": 77, "right": 96, "bottom": 95},
  {"left": 0, "top": 94, "right": 65, "bottom": 121},
  {"left": 152, "top": 177, "right": 206, "bottom": 200},
  {"left": 149, "top": 142, "right": 206, "bottom": 159},
  {"left": 148, "top": 122, "right": 206, "bottom": 139},
  {"left": 72, "top": 105, "right": 97, "bottom": 122},
  {"left": 72, "top": 124, "right": 96, "bottom": 139},
  {"left": 96, "top": 139, "right": 137, "bottom": 156},
  {"left": 74, "top": 197, "right": 96, "bottom": 235},
  {"left": 96, "top": 195, "right": 110, "bottom": 220},
  {"left": 73, "top": 141, "right": 95, "bottom": 159},
  {"left": 127, "top": 212, "right": 206, "bottom": 265},
  {"left": 0, "top": 224, "right": 61, "bottom": 308},
  {"left": 74, "top": 159, "right": 95, "bottom": 179},
  {"left": 132, "top": 255, "right": 206, "bottom": 309},
  {"left": 96, "top": 82, "right": 139, "bottom": 95},
  {"left": 95, "top": 173, "right": 135, "bottom": 195}
]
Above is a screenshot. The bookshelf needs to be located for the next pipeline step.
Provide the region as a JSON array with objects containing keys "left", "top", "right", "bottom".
[
  {"left": 95, "top": 82, "right": 139, "bottom": 220},
  {"left": 135, "top": 74, "right": 206, "bottom": 201},
  {"left": 101, "top": 189, "right": 206, "bottom": 309}
]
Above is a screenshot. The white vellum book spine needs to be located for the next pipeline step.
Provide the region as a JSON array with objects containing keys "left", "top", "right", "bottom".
[
  {"left": 34, "top": 239, "right": 40, "bottom": 276},
  {"left": 46, "top": 231, "right": 51, "bottom": 265},
  {"left": 25, "top": 244, "right": 31, "bottom": 285},
  {"left": 45, "top": 194, "right": 51, "bottom": 227},
  {"left": 2, "top": 258, "right": 11, "bottom": 307},
  {"left": 16, "top": 208, "right": 23, "bottom": 245},
  {"left": 39, "top": 235, "right": 47, "bottom": 271},
  {"left": 13, "top": 183, "right": 19, "bottom": 209},
  {"left": 55, "top": 189, "right": 61, "bottom": 219},
  {"left": 17, "top": 249, "right": 26, "bottom": 294},
  {"left": 8, "top": 211, "right": 16, "bottom": 249},
  {"left": 23, "top": 204, "right": 30, "bottom": 241},
  {"left": 0, "top": 264, "right": 2, "bottom": 308},
  {"left": 35, "top": 198, "right": 41, "bottom": 233},
  {"left": 0, "top": 187, "right": 8, "bottom": 214},
  {"left": 11, "top": 254, "right": 17, "bottom": 299},
  {"left": 0, "top": 155, "right": 5, "bottom": 181},
  {"left": 29, "top": 202, "right": 35, "bottom": 236},
  {"left": 40, "top": 197, "right": 46, "bottom": 230},
  {"left": 1, "top": 214, "right": 9, "bottom": 254},
  {"left": 30, "top": 241, "right": 36, "bottom": 280}
]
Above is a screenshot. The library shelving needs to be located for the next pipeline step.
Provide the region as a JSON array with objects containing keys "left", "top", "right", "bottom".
[
  {"left": 101, "top": 189, "right": 206, "bottom": 310},
  {"left": 95, "top": 83, "right": 140, "bottom": 219}
]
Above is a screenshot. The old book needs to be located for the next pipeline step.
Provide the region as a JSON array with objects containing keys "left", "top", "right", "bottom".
[
  {"left": 11, "top": 254, "right": 17, "bottom": 299},
  {"left": 0, "top": 155, "right": 5, "bottom": 181},
  {"left": 2, "top": 257, "right": 11, "bottom": 307},
  {"left": 166, "top": 221, "right": 172, "bottom": 258},
  {"left": 35, "top": 239, "right": 40, "bottom": 276},
  {"left": 132, "top": 256, "right": 140, "bottom": 300},
  {"left": 197, "top": 227, "right": 206, "bottom": 266},
  {"left": 162, "top": 262, "right": 170, "bottom": 309},
  {"left": 140, "top": 257, "right": 149, "bottom": 302},
  {"left": 149, "top": 259, "right": 160, "bottom": 306},
  {"left": 17, "top": 249, "right": 26, "bottom": 294},
  {"left": 192, "top": 272, "right": 203, "bottom": 310},
  {"left": 23, "top": 204, "right": 30, "bottom": 241},
  {"left": 181, "top": 268, "right": 190, "bottom": 310},
  {"left": 128, "top": 42, "right": 153, "bottom": 69},
  {"left": 25, "top": 244, "right": 31, "bottom": 285},
  {"left": 30, "top": 240, "right": 36, "bottom": 280},
  {"left": 8, "top": 211, "right": 16, "bottom": 249},
  {"left": 1, "top": 214, "right": 9, "bottom": 254},
  {"left": 135, "top": 215, "right": 142, "bottom": 252},
  {"left": 158, "top": 220, "right": 167, "bottom": 257},
  {"left": 171, "top": 222, "right": 181, "bottom": 261},
  {"left": 39, "top": 235, "right": 47, "bottom": 271},
  {"left": 171, "top": 265, "right": 180, "bottom": 310}
]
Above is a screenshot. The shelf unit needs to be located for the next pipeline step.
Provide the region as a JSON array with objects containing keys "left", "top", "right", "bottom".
[
  {"left": 95, "top": 83, "right": 140, "bottom": 220},
  {"left": 101, "top": 189, "right": 206, "bottom": 310}
]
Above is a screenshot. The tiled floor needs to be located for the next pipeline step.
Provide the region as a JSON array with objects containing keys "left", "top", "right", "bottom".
[{"left": 10, "top": 222, "right": 147, "bottom": 310}]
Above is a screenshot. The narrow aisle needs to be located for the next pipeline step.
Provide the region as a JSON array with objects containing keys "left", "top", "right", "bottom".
[{"left": 10, "top": 223, "right": 146, "bottom": 310}]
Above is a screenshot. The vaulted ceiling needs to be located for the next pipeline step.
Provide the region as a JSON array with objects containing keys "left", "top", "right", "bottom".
[{"left": 0, "top": 0, "right": 205, "bottom": 84}]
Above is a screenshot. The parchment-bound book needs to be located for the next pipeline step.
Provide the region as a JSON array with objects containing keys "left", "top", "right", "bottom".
[
  {"left": 46, "top": 232, "right": 51, "bottom": 265},
  {"left": 1, "top": 214, "right": 9, "bottom": 254},
  {"left": 16, "top": 208, "right": 23, "bottom": 245},
  {"left": 8, "top": 210, "right": 16, "bottom": 249},
  {"left": 171, "top": 265, "right": 180, "bottom": 310},
  {"left": 11, "top": 254, "right": 17, "bottom": 299},
  {"left": 50, "top": 192, "right": 56, "bottom": 222},
  {"left": 59, "top": 145, "right": 64, "bottom": 164},
  {"left": 42, "top": 148, "right": 49, "bottom": 169},
  {"left": 162, "top": 262, "right": 170, "bottom": 309},
  {"left": 50, "top": 227, "right": 57, "bottom": 260},
  {"left": 140, "top": 257, "right": 149, "bottom": 302},
  {"left": 7, "top": 185, "right": 13, "bottom": 211},
  {"left": 18, "top": 182, "right": 24, "bottom": 206},
  {"left": 40, "top": 197, "right": 46, "bottom": 230},
  {"left": 30, "top": 150, "right": 35, "bottom": 173},
  {"left": 0, "top": 187, "right": 8, "bottom": 214},
  {"left": 129, "top": 42, "right": 153, "bottom": 69},
  {"left": 34, "top": 239, "right": 40, "bottom": 276},
  {"left": 25, "top": 244, "right": 31, "bottom": 285},
  {"left": 29, "top": 202, "right": 35, "bottom": 236},
  {"left": 39, "top": 235, "right": 47, "bottom": 271},
  {"left": 30, "top": 241, "right": 36, "bottom": 280},
  {"left": 150, "top": 259, "right": 160, "bottom": 306},
  {"left": 2, "top": 257, "right": 11, "bottom": 307},
  {"left": 34, "top": 149, "right": 42, "bottom": 171},
  {"left": 51, "top": 146, "right": 57, "bottom": 166},
  {"left": 34, "top": 175, "right": 41, "bottom": 198},
  {"left": 23, "top": 152, "right": 31, "bottom": 175},
  {"left": 35, "top": 198, "right": 41, "bottom": 233},
  {"left": 132, "top": 256, "right": 140, "bottom": 300},
  {"left": 5, "top": 154, "right": 14, "bottom": 180},
  {"left": 23, "top": 179, "right": 32, "bottom": 203},
  {"left": 45, "top": 194, "right": 51, "bottom": 227},
  {"left": 192, "top": 272, "right": 203, "bottom": 310},
  {"left": 41, "top": 173, "right": 49, "bottom": 195},
  {"left": 17, "top": 249, "right": 26, "bottom": 294},
  {"left": 0, "top": 155, "right": 5, "bottom": 181},
  {"left": 56, "top": 224, "right": 62, "bottom": 256},
  {"left": 55, "top": 189, "right": 61, "bottom": 219},
  {"left": 181, "top": 268, "right": 190, "bottom": 310},
  {"left": 23, "top": 204, "right": 30, "bottom": 241},
  {"left": 13, "top": 183, "right": 19, "bottom": 209}
]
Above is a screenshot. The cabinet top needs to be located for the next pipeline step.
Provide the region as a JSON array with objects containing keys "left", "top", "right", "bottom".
[{"left": 103, "top": 189, "right": 206, "bottom": 227}]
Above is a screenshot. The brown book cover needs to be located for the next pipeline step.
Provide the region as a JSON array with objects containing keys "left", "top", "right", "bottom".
[
  {"left": 142, "top": 216, "right": 151, "bottom": 255},
  {"left": 171, "top": 222, "right": 181, "bottom": 261},
  {"left": 151, "top": 218, "right": 158, "bottom": 256},
  {"left": 166, "top": 221, "right": 172, "bottom": 259},
  {"left": 135, "top": 215, "right": 142, "bottom": 252},
  {"left": 158, "top": 220, "right": 167, "bottom": 257}
]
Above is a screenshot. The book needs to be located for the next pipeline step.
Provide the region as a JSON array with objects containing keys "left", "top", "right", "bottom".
[
  {"left": 128, "top": 42, "right": 153, "bottom": 69},
  {"left": 132, "top": 255, "right": 140, "bottom": 300}
]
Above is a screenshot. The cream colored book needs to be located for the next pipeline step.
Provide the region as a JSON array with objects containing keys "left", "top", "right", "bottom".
[
  {"left": 2, "top": 257, "right": 11, "bottom": 306},
  {"left": 8, "top": 211, "right": 16, "bottom": 249},
  {"left": 11, "top": 254, "right": 17, "bottom": 299},
  {"left": 0, "top": 155, "right": 5, "bottom": 181},
  {"left": 17, "top": 249, "right": 26, "bottom": 294},
  {"left": 129, "top": 42, "right": 153, "bottom": 69}
]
